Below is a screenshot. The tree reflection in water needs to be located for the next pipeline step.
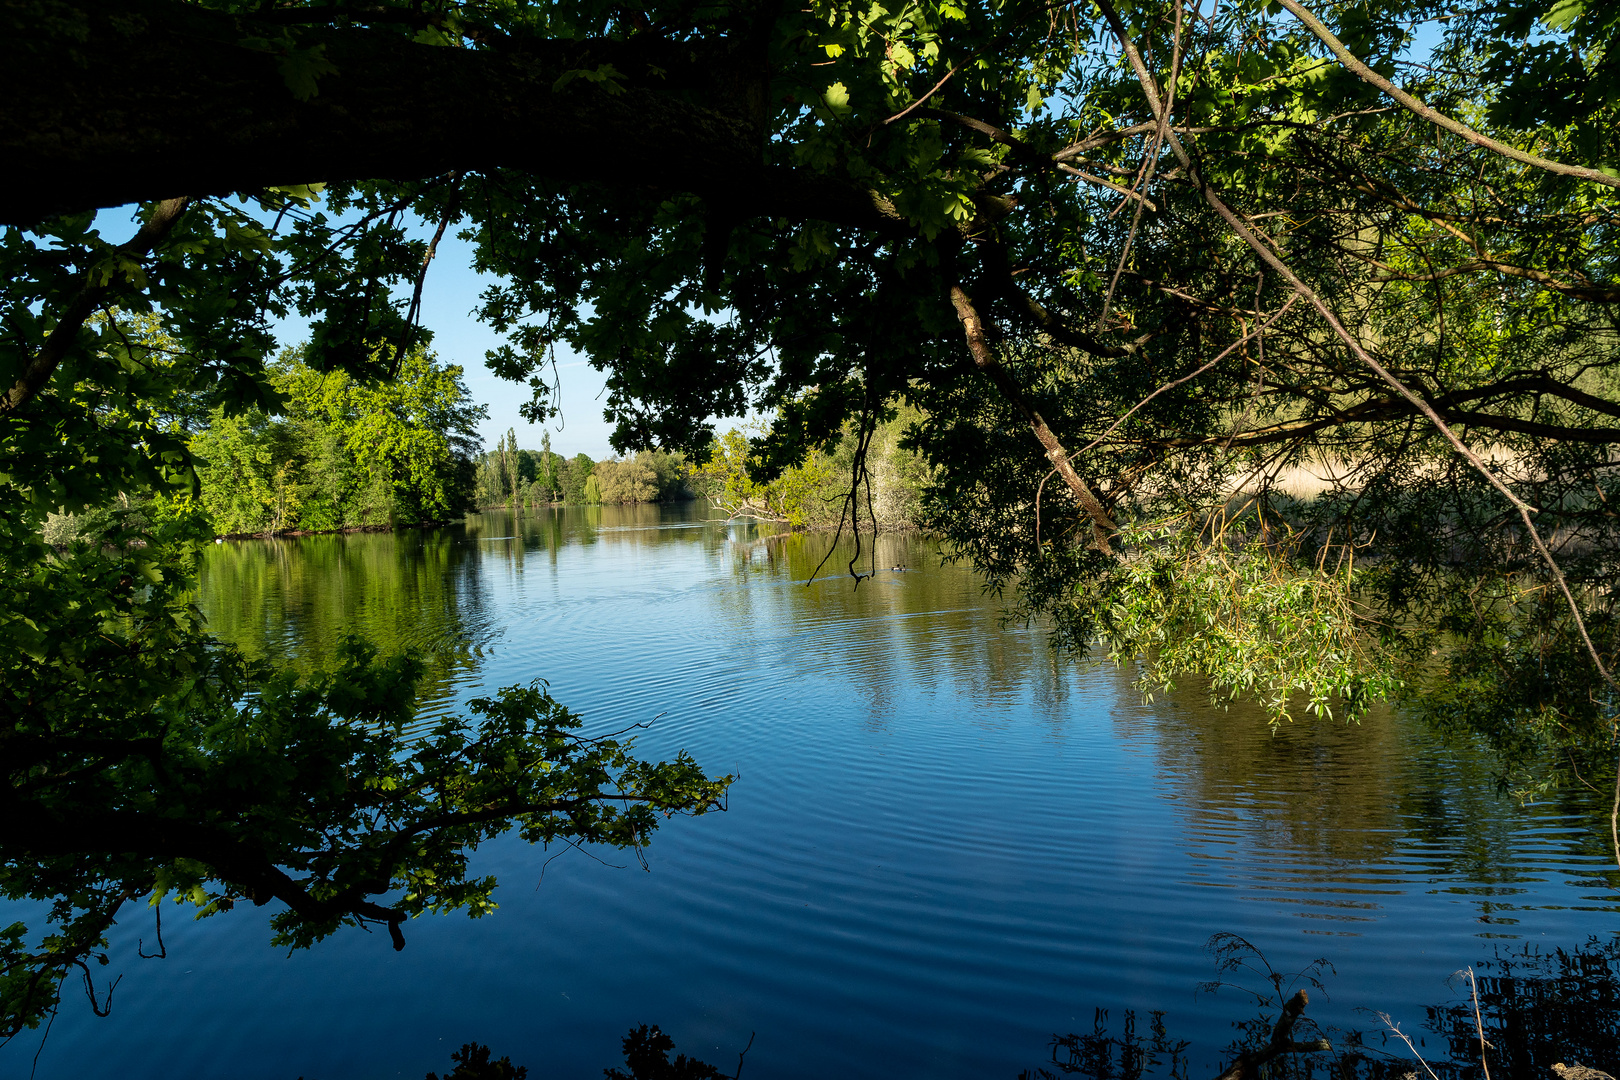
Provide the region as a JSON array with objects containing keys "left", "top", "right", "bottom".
[
  {"left": 418, "top": 936, "right": 1620, "bottom": 1080},
  {"left": 1020, "top": 936, "right": 1620, "bottom": 1080}
]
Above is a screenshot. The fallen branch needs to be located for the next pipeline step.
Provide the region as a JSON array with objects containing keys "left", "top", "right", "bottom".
[{"left": 1215, "top": 990, "right": 1331, "bottom": 1080}]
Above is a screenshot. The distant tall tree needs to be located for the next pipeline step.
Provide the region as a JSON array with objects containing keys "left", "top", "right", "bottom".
[
  {"left": 559, "top": 454, "right": 596, "bottom": 505},
  {"left": 500, "top": 430, "right": 517, "bottom": 508},
  {"left": 540, "top": 430, "right": 555, "bottom": 502}
]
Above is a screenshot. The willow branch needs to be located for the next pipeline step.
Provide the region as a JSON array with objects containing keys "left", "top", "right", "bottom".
[{"left": 1095, "top": 0, "right": 1619, "bottom": 692}]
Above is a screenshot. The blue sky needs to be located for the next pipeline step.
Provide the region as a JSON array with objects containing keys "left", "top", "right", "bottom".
[{"left": 271, "top": 230, "right": 623, "bottom": 459}]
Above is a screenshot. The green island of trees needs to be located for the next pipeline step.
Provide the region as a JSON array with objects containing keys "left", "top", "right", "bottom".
[
  {"left": 191, "top": 346, "right": 485, "bottom": 534},
  {"left": 3, "top": 0, "right": 1620, "bottom": 1066}
]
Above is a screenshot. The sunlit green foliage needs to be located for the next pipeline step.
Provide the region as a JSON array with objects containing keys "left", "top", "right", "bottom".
[
  {"left": 1081, "top": 517, "right": 1401, "bottom": 724},
  {"left": 190, "top": 346, "right": 483, "bottom": 533},
  {"left": 593, "top": 450, "right": 691, "bottom": 504},
  {"left": 473, "top": 442, "right": 678, "bottom": 508},
  {"left": 697, "top": 409, "right": 932, "bottom": 529},
  {"left": 696, "top": 426, "right": 839, "bottom": 528}
]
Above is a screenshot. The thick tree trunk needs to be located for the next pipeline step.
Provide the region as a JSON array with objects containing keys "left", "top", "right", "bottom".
[{"left": 0, "top": 0, "right": 893, "bottom": 228}]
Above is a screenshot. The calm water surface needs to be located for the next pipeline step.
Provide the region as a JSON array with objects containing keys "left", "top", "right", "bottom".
[{"left": 20, "top": 504, "right": 1620, "bottom": 1079}]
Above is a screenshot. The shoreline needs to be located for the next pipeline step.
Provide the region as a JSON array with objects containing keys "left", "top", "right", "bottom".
[
  {"left": 214, "top": 505, "right": 923, "bottom": 541},
  {"left": 213, "top": 519, "right": 460, "bottom": 542}
]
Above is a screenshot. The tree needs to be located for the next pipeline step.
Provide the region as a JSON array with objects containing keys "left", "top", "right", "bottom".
[
  {"left": 7, "top": 0, "right": 1620, "bottom": 1032},
  {"left": 594, "top": 457, "right": 657, "bottom": 503},
  {"left": 191, "top": 345, "right": 485, "bottom": 533},
  {"left": 640, "top": 449, "right": 691, "bottom": 502},
  {"left": 560, "top": 454, "right": 597, "bottom": 505},
  {"left": 499, "top": 429, "right": 521, "bottom": 508},
  {"left": 592, "top": 451, "right": 690, "bottom": 504},
  {"left": 695, "top": 418, "right": 929, "bottom": 530},
  {"left": 188, "top": 403, "right": 308, "bottom": 534},
  {"left": 540, "top": 430, "right": 556, "bottom": 503}
]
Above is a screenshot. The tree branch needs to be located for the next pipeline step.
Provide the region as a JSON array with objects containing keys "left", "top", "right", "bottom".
[
  {"left": 1095, "top": 0, "right": 1619, "bottom": 692},
  {"left": 1, "top": 0, "right": 897, "bottom": 231},
  {"left": 1215, "top": 990, "right": 1331, "bottom": 1080},
  {"left": 948, "top": 284, "right": 1117, "bottom": 552},
  {"left": 2, "top": 197, "right": 190, "bottom": 416},
  {"left": 1274, "top": 0, "right": 1620, "bottom": 191}
]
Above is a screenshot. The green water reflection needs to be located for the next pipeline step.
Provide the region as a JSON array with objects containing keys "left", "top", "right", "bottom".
[
  {"left": 198, "top": 504, "right": 1620, "bottom": 909},
  {"left": 200, "top": 526, "right": 487, "bottom": 722}
]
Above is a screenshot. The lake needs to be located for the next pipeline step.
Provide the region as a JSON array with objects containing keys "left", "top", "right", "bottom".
[{"left": 17, "top": 504, "right": 1620, "bottom": 1079}]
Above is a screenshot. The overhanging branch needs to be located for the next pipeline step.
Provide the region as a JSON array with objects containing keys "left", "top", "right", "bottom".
[{"left": 0, "top": 0, "right": 896, "bottom": 231}]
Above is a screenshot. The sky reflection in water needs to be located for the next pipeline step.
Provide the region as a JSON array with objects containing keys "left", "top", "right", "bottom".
[{"left": 18, "top": 504, "right": 1620, "bottom": 1080}]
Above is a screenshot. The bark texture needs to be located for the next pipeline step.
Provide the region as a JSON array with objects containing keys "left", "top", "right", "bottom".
[{"left": 0, "top": 0, "right": 892, "bottom": 227}]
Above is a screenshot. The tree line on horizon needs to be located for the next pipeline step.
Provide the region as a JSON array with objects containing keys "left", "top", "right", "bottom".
[
  {"left": 474, "top": 428, "right": 690, "bottom": 510},
  {"left": 41, "top": 332, "right": 933, "bottom": 540},
  {"left": 474, "top": 408, "right": 932, "bottom": 529}
]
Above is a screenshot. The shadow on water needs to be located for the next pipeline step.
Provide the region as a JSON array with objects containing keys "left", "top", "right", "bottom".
[
  {"left": 1137, "top": 678, "right": 1620, "bottom": 929},
  {"left": 424, "top": 936, "right": 1620, "bottom": 1080},
  {"left": 1017, "top": 934, "right": 1620, "bottom": 1080}
]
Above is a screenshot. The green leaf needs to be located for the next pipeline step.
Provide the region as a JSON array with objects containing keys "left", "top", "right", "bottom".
[
  {"left": 553, "top": 64, "right": 627, "bottom": 95},
  {"left": 278, "top": 44, "right": 339, "bottom": 102},
  {"left": 268, "top": 183, "right": 326, "bottom": 206},
  {"left": 1542, "top": 0, "right": 1585, "bottom": 31},
  {"left": 823, "top": 81, "right": 852, "bottom": 117}
]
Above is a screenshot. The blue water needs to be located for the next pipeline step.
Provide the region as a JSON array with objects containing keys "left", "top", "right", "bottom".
[{"left": 13, "top": 505, "right": 1619, "bottom": 1079}]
